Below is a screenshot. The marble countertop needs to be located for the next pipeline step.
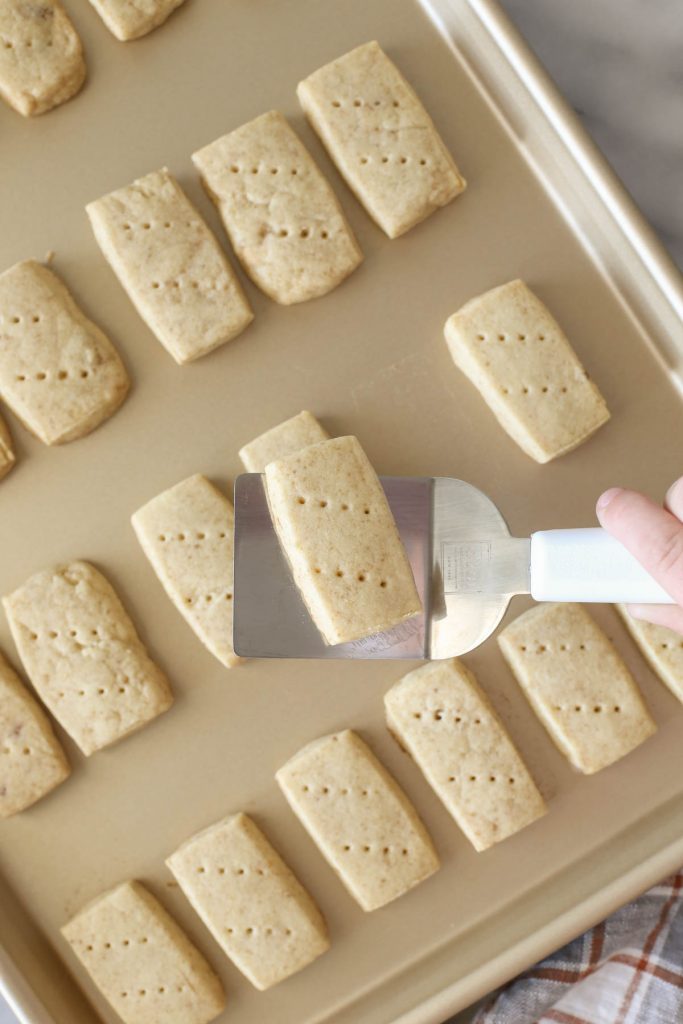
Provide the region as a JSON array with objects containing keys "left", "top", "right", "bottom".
[{"left": 1, "top": 1, "right": 680, "bottom": 1023}]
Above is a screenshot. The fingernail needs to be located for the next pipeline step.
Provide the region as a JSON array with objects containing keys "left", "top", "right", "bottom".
[
  {"left": 665, "top": 476, "right": 683, "bottom": 506},
  {"left": 625, "top": 603, "right": 648, "bottom": 621},
  {"left": 596, "top": 487, "right": 623, "bottom": 511}
]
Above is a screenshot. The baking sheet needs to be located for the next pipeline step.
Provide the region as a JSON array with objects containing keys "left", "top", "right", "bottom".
[{"left": 1, "top": 1, "right": 683, "bottom": 1022}]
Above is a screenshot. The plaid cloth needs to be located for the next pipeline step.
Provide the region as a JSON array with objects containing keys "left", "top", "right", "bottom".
[{"left": 473, "top": 870, "right": 683, "bottom": 1024}]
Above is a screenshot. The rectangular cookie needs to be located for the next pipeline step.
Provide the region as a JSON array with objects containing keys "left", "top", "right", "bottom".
[
  {"left": 87, "top": 168, "right": 253, "bottom": 364},
  {"left": 385, "top": 659, "right": 546, "bottom": 851},
  {"left": 276, "top": 729, "right": 439, "bottom": 911},
  {"left": 166, "top": 812, "right": 329, "bottom": 989},
  {"left": 444, "top": 279, "right": 610, "bottom": 463},
  {"left": 192, "top": 110, "right": 363, "bottom": 305},
  {"left": 0, "top": 412, "right": 16, "bottom": 481},
  {"left": 498, "top": 603, "right": 656, "bottom": 774},
  {"left": 297, "top": 41, "right": 466, "bottom": 238},
  {"left": 264, "top": 435, "right": 421, "bottom": 645},
  {"left": 132, "top": 474, "right": 239, "bottom": 669},
  {"left": 0, "top": 260, "right": 129, "bottom": 445},
  {"left": 3, "top": 561, "right": 173, "bottom": 756},
  {"left": 0, "top": 0, "right": 85, "bottom": 117},
  {"left": 617, "top": 605, "right": 683, "bottom": 703},
  {"left": 86, "top": 0, "right": 185, "bottom": 41},
  {"left": 239, "top": 410, "right": 329, "bottom": 472},
  {"left": 0, "top": 649, "right": 70, "bottom": 819},
  {"left": 62, "top": 881, "right": 225, "bottom": 1024}
]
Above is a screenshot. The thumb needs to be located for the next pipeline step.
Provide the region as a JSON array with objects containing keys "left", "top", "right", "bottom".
[{"left": 596, "top": 487, "right": 683, "bottom": 605}]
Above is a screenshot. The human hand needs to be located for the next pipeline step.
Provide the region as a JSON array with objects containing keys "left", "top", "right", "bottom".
[{"left": 596, "top": 477, "right": 683, "bottom": 635}]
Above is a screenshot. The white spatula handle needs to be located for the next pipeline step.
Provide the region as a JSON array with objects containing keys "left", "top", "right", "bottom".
[{"left": 530, "top": 528, "right": 674, "bottom": 603}]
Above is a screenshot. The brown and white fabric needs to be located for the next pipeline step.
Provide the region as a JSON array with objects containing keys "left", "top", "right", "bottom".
[{"left": 471, "top": 870, "right": 683, "bottom": 1024}]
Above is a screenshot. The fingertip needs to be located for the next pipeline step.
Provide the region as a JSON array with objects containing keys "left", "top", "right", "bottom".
[{"left": 665, "top": 476, "right": 683, "bottom": 515}]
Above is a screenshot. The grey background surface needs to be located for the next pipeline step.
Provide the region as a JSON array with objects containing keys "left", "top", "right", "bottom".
[{"left": 1, "top": 0, "right": 680, "bottom": 1022}]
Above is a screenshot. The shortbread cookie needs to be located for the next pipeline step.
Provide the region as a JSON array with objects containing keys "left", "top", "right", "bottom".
[
  {"left": 276, "top": 730, "right": 439, "bottom": 911},
  {"left": 0, "top": 0, "right": 85, "bottom": 117},
  {"left": 0, "top": 649, "right": 70, "bottom": 819},
  {"left": 498, "top": 603, "right": 656, "bottom": 773},
  {"left": 132, "top": 474, "right": 239, "bottom": 668},
  {"left": 0, "top": 260, "right": 129, "bottom": 444},
  {"left": 617, "top": 606, "right": 683, "bottom": 703},
  {"left": 239, "top": 410, "right": 329, "bottom": 472},
  {"left": 167, "top": 813, "right": 329, "bottom": 989},
  {"left": 385, "top": 659, "right": 546, "bottom": 850},
  {"left": 192, "top": 110, "right": 363, "bottom": 305},
  {"left": 86, "top": 0, "right": 185, "bottom": 41},
  {"left": 62, "top": 881, "right": 224, "bottom": 1024},
  {"left": 87, "top": 168, "right": 253, "bottom": 364},
  {"left": 0, "top": 413, "right": 16, "bottom": 480},
  {"left": 3, "top": 561, "right": 173, "bottom": 756},
  {"left": 444, "top": 280, "right": 610, "bottom": 463},
  {"left": 297, "top": 41, "right": 466, "bottom": 238},
  {"left": 264, "top": 436, "right": 421, "bottom": 645}
]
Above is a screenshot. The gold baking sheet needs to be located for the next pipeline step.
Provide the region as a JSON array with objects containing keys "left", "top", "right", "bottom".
[{"left": 1, "top": 1, "right": 683, "bottom": 1022}]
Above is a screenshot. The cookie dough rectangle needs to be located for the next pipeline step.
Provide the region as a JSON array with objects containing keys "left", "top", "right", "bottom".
[
  {"left": 264, "top": 435, "right": 421, "bottom": 645},
  {"left": 276, "top": 730, "right": 439, "bottom": 911},
  {"left": 498, "top": 603, "right": 656, "bottom": 774},
  {"left": 297, "top": 41, "right": 466, "bottom": 238},
  {"left": 0, "top": 0, "right": 85, "bottom": 116},
  {"left": 167, "top": 813, "right": 329, "bottom": 989},
  {"left": 0, "top": 260, "right": 129, "bottom": 444},
  {"left": 132, "top": 474, "right": 239, "bottom": 668},
  {"left": 3, "top": 561, "right": 173, "bottom": 756},
  {"left": 87, "top": 168, "right": 253, "bottom": 364},
  {"left": 239, "top": 410, "right": 329, "bottom": 472},
  {"left": 62, "top": 881, "right": 225, "bottom": 1024},
  {"left": 0, "top": 649, "right": 70, "bottom": 819},
  {"left": 618, "top": 606, "right": 683, "bottom": 703},
  {"left": 0, "top": 413, "right": 15, "bottom": 481},
  {"left": 385, "top": 659, "right": 546, "bottom": 850},
  {"left": 444, "top": 279, "right": 610, "bottom": 463},
  {"left": 86, "top": 0, "right": 185, "bottom": 41},
  {"left": 192, "top": 110, "right": 363, "bottom": 305}
]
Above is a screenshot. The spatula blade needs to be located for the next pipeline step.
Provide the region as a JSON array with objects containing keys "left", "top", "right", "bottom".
[{"left": 233, "top": 475, "right": 514, "bottom": 660}]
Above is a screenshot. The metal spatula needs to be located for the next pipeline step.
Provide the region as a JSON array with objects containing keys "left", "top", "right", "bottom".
[{"left": 232, "top": 475, "right": 672, "bottom": 660}]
